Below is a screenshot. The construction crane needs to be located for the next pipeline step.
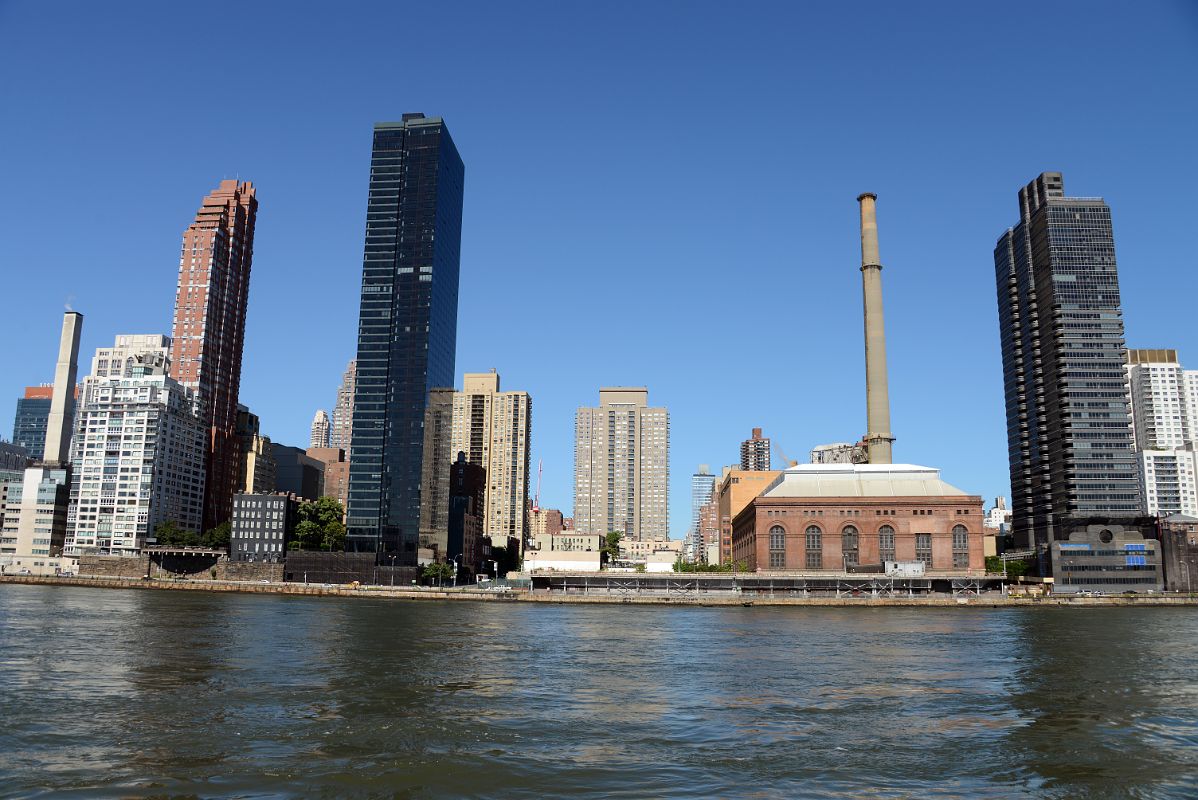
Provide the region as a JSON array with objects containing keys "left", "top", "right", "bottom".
[
  {"left": 774, "top": 443, "right": 799, "bottom": 469},
  {"left": 531, "top": 459, "right": 543, "bottom": 513}
]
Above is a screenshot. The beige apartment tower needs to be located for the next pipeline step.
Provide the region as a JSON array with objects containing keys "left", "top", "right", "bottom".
[
  {"left": 574, "top": 387, "right": 669, "bottom": 541},
  {"left": 421, "top": 372, "right": 532, "bottom": 554}
]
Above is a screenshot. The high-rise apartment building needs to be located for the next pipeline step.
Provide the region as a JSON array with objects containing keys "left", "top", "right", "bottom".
[
  {"left": 346, "top": 115, "right": 465, "bottom": 562},
  {"left": 691, "top": 465, "right": 716, "bottom": 526},
  {"left": 310, "top": 410, "right": 331, "bottom": 449},
  {"left": 65, "top": 336, "right": 206, "bottom": 554},
  {"left": 417, "top": 388, "right": 455, "bottom": 554},
  {"left": 271, "top": 444, "right": 325, "bottom": 502},
  {"left": 1125, "top": 349, "right": 1198, "bottom": 517},
  {"left": 419, "top": 373, "right": 532, "bottom": 556},
  {"left": 994, "top": 172, "right": 1142, "bottom": 553},
  {"left": 235, "top": 405, "right": 275, "bottom": 494},
  {"left": 687, "top": 465, "right": 716, "bottom": 557},
  {"left": 330, "top": 359, "right": 356, "bottom": 450},
  {"left": 740, "top": 428, "right": 771, "bottom": 471},
  {"left": 2, "top": 313, "right": 82, "bottom": 569},
  {"left": 448, "top": 452, "right": 486, "bottom": 571},
  {"left": 450, "top": 372, "right": 531, "bottom": 550},
  {"left": 574, "top": 388, "right": 669, "bottom": 540},
  {"left": 308, "top": 446, "right": 349, "bottom": 513},
  {"left": 169, "top": 180, "right": 258, "bottom": 532}
]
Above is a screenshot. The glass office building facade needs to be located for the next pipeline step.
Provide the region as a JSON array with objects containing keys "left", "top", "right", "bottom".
[
  {"left": 994, "top": 172, "right": 1142, "bottom": 555},
  {"left": 346, "top": 115, "right": 465, "bottom": 563},
  {"left": 12, "top": 396, "right": 51, "bottom": 459}
]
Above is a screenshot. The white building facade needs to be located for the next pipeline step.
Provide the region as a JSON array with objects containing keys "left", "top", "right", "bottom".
[
  {"left": 310, "top": 409, "right": 331, "bottom": 449},
  {"left": 1126, "top": 350, "right": 1198, "bottom": 517},
  {"left": 65, "top": 336, "right": 207, "bottom": 555}
]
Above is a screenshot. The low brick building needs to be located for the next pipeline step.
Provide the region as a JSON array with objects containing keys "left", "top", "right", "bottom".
[{"left": 732, "top": 464, "right": 985, "bottom": 573}]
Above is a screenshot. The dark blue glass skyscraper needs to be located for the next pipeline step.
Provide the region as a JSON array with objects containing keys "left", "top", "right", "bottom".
[
  {"left": 12, "top": 395, "right": 51, "bottom": 457},
  {"left": 346, "top": 115, "right": 465, "bottom": 563}
]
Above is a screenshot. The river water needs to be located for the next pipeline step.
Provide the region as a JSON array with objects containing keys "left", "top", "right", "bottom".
[{"left": 1, "top": 585, "right": 1196, "bottom": 799}]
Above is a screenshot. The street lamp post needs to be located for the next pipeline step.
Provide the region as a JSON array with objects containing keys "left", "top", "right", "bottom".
[
  {"left": 389, "top": 554, "right": 397, "bottom": 587},
  {"left": 450, "top": 554, "right": 463, "bottom": 588}
]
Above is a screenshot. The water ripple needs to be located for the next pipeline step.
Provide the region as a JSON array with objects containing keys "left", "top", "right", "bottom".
[{"left": 1, "top": 587, "right": 1196, "bottom": 798}]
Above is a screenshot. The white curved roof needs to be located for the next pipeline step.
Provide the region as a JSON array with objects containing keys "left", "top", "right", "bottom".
[{"left": 760, "top": 463, "right": 971, "bottom": 498}]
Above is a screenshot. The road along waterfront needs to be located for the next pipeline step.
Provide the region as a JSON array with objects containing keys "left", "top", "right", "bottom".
[{"left": 1, "top": 583, "right": 1197, "bottom": 798}]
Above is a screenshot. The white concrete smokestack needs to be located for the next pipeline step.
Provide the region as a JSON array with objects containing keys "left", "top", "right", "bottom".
[
  {"left": 42, "top": 312, "right": 83, "bottom": 466},
  {"left": 858, "top": 193, "right": 894, "bottom": 464}
]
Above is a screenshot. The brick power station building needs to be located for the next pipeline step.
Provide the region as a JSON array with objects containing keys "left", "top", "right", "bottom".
[{"left": 731, "top": 193, "right": 985, "bottom": 574}]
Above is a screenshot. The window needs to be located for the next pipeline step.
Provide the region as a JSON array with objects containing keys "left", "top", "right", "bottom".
[
  {"left": 767, "top": 525, "right": 786, "bottom": 569},
  {"left": 952, "top": 525, "right": 969, "bottom": 568},
  {"left": 915, "top": 533, "right": 932, "bottom": 566},
  {"left": 769, "top": 525, "right": 785, "bottom": 551},
  {"left": 842, "top": 525, "right": 859, "bottom": 568},
  {"left": 879, "top": 525, "right": 895, "bottom": 562},
  {"left": 805, "top": 525, "right": 822, "bottom": 569}
]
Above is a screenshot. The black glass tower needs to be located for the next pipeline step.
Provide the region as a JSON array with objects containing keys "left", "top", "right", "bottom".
[
  {"left": 12, "top": 396, "right": 51, "bottom": 457},
  {"left": 346, "top": 115, "right": 465, "bottom": 562},
  {"left": 994, "top": 172, "right": 1142, "bottom": 556}
]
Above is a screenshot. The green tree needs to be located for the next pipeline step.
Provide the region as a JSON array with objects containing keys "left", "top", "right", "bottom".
[
  {"left": 601, "top": 532, "right": 622, "bottom": 564},
  {"left": 201, "top": 521, "right": 231, "bottom": 550},
  {"left": 422, "top": 561, "right": 454, "bottom": 586},
  {"left": 985, "top": 555, "right": 1030, "bottom": 579},
  {"left": 322, "top": 522, "right": 347, "bottom": 552},
  {"left": 154, "top": 520, "right": 199, "bottom": 547},
  {"left": 293, "top": 519, "right": 323, "bottom": 550},
  {"left": 673, "top": 558, "right": 748, "bottom": 573},
  {"left": 291, "top": 497, "right": 347, "bottom": 551}
]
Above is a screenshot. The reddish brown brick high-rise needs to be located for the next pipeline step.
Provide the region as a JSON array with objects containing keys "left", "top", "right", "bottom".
[{"left": 169, "top": 180, "right": 258, "bottom": 532}]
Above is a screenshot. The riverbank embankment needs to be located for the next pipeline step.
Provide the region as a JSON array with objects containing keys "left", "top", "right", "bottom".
[{"left": 3, "top": 574, "right": 1197, "bottom": 607}]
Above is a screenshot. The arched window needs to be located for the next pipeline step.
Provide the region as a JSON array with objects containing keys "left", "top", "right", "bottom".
[
  {"left": 879, "top": 524, "right": 896, "bottom": 562},
  {"left": 768, "top": 525, "right": 786, "bottom": 569},
  {"left": 805, "top": 525, "right": 823, "bottom": 570},
  {"left": 769, "top": 525, "right": 786, "bottom": 551},
  {"left": 952, "top": 524, "right": 970, "bottom": 568},
  {"left": 842, "top": 525, "right": 859, "bottom": 568}
]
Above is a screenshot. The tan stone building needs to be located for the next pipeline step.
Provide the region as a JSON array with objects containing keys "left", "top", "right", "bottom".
[
  {"left": 619, "top": 535, "right": 682, "bottom": 561},
  {"left": 716, "top": 468, "right": 781, "bottom": 564},
  {"left": 530, "top": 507, "right": 564, "bottom": 537},
  {"left": 732, "top": 464, "right": 985, "bottom": 573},
  {"left": 450, "top": 372, "right": 531, "bottom": 551},
  {"left": 529, "top": 531, "right": 603, "bottom": 553},
  {"left": 236, "top": 405, "right": 275, "bottom": 494},
  {"left": 574, "top": 388, "right": 669, "bottom": 540}
]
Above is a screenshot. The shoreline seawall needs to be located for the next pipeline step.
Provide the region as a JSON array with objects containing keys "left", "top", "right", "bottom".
[{"left": 2, "top": 574, "right": 1197, "bottom": 607}]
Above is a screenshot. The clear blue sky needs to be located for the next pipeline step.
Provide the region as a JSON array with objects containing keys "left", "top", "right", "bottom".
[{"left": 2, "top": 1, "right": 1196, "bottom": 537}]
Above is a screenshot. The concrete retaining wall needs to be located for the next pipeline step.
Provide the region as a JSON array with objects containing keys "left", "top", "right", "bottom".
[
  {"left": 80, "top": 554, "right": 283, "bottom": 583},
  {"left": 3, "top": 574, "right": 1197, "bottom": 607}
]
